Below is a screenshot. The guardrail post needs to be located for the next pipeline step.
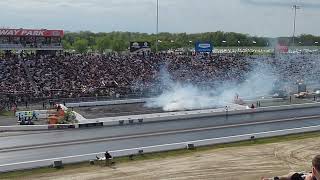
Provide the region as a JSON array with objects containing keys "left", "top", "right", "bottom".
[
  {"left": 225, "top": 106, "right": 229, "bottom": 120},
  {"left": 138, "top": 149, "right": 144, "bottom": 155},
  {"left": 52, "top": 160, "right": 63, "bottom": 169},
  {"left": 186, "top": 143, "right": 195, "bottom": 150},
  {"left": 119, "top": 120, "right": 124, "bottom": 125}
]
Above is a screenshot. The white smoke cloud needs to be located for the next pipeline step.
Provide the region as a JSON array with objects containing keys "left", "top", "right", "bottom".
[
  {"left": 146, "top": 83, "right": 223, "bottom": 111},
  {"left": 145, "top": 61, "right": 277, "bottom": 111}
]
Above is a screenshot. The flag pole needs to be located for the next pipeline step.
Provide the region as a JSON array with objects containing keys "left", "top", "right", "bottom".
[{"left": 156, "top": 0, "right": 159, "bottom": 53}]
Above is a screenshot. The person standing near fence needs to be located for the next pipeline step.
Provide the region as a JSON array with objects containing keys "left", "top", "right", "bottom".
[{"left": 104, "top": 151, "right": 112, "bottom": 166}]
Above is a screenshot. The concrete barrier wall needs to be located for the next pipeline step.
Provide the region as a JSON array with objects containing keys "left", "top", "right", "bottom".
[
  {"left": 0, "top": 125, "right": 49, "bottom": 131},
  {"left": 103, "top": 121, "right": 121, "bottom": 126},
  {"left": 255, "top": 102, "right": 320, "bottom": 113},
  {"left": 0, "top": 123, "right": 80, "bottom": 131},
  {"left": 145, "top": 102, "right": 320, "bottom": 122},
  {"left": 94, "top": 102, "right": 320, "bottom": 127},
  {"left": 48, "top": 124, "right": 78, "bottom": 129}
]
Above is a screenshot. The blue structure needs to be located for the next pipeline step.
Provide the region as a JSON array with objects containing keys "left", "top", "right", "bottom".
[{"left": 195, "top": 42, "right": 213, "bottom": 53}]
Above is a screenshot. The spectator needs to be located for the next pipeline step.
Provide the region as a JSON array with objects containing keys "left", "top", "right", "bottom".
[
  {"left": 104, "top": 151, "right": 113, "bottom": 166},
  {"left": 262, "top": 154, "right": 320, "bottom": 180},
  {"left": 1, "top": 52, "right": 320, "bottom": 102},
  {"left": 309, "top": 155, "right": 320, "bottom": 180}
]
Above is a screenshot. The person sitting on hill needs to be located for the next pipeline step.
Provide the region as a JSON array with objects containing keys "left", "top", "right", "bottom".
[
  {"left": 104, "top": 151, "right": 113, "bottom": 166},
  {"left": 262, "top": 155, "right": 320, "bottom": 180}
]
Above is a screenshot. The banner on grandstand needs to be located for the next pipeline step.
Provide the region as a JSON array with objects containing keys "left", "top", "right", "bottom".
[
  {"left": 195, "top": 42, "right": 213, "bottom": 53},
  {"left": 0, "top": 29, "right": 64, "bottom": 37},
  {"left": 130, "top": 42, "right": 151, "bottom": 52},
  {"left": 276, "top": 45, "right": 289, "bottom": 53}
]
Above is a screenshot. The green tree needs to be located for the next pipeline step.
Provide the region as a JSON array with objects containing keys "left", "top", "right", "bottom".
[
  {"left": 62, "top": 39, "right": 72, "bottom": 50},
  {"left": 96, "top": 36, "right": 111, "bottom": 53},
  {"left": 62, "top": 30, "right": 320, "bottom": 51},
  {"left": 112, "top": 39, "right": 126, "bottom": 52},
  {"left": 73, "top": 39, "right": 88, "bottom": 53},
  {"left": 298, "top": 34, "right": 320, "bottom": 46}
]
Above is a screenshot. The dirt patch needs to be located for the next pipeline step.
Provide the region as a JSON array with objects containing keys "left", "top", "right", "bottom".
[
  {"left": 14, "top": 137, "right": 320, "bottom": 180},
  {"left": 73, "top": 103, "right": 164, "bottom": 119}
]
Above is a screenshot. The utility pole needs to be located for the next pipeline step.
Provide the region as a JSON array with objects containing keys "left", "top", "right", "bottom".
[
  {"left": 292, "top": 5, "right": 301, "bottom": 46},
  {"left": 156, "top": 0, "right": 159, "bottom": 53}
]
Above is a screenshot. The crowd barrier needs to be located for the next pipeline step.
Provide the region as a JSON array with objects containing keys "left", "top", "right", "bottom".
[
  {"left": 48, "top": 124, "right": 78, "bottom": 129},
  {"left": 78, "top": 122, "right": 103, "bottom": 128},
  {"left": 2, "top": 124, "right": 320, "bottom": 172}
]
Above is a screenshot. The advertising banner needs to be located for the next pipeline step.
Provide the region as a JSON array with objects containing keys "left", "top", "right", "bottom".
[
  {"left": 195, "top": 42, "right": 213, "bottom": 53},
  {"left": 130, "top": 42, "right": 151, "bottom": 52},
  {"left": 0, "top": 29, "right": 64, "bottom": 37},
  {"left": 276, "top": 45, "right": 289, "bottom": 53}
]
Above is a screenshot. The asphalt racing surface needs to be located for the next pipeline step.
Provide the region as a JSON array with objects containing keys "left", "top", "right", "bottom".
[{"left": 1, "top": 106, "right": 320, "bottom": 172}]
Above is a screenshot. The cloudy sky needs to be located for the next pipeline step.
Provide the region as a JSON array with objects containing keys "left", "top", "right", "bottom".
[{"left": 0, "top": 0, "right": 319, "bottom": 37}]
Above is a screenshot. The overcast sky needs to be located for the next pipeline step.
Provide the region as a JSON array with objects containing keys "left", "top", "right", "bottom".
[{"left": 0, "top": 0, "right": 319, "bottom": 37}]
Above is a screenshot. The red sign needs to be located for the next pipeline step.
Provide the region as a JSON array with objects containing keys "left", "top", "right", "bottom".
[
  {"left": 276, "top": 45, "right": 289, "bottom": 53},
  {"left": 0, "top": 29, "right": 64, "bottom": 37}
]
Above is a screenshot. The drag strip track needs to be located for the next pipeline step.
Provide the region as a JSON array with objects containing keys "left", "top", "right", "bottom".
[
  {"left": 1, "top": 116, "right": 320, "bottom": 171},
  {"left": 0, "top": 118, "right": 320, "bottom": 171},
  {"left": 1, "top": 115, "right": 320, "bottom": 153},
  {"left": 1, "top": 106, "right": 320, "bottom": 150},
  {"left": 2, "top": 106, "right": 320, "bottom": 172}
]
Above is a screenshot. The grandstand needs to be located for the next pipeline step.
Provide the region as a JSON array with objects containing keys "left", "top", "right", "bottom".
[
  {"left": 0, "top": 28, "right": 63, "bottom": 54},
  {"left": 0, "top": 27, "right": 319, "bottom": 111}
]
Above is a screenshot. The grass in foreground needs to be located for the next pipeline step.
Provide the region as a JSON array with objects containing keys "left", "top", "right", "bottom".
[
  {"left": 0, "top": 110, "right": 14, "bottom": 117},
  {"left": 1, "top": 131, "right": 320, "bottom": 179}
]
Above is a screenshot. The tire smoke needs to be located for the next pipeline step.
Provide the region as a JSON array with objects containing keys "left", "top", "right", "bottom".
[{"left": 145, "top": 61, "right": 277, "bottom": 111}]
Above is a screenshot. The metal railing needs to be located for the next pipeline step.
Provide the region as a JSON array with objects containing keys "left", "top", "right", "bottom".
[{"left": 0, "top": 43, "right": 62, "bottom": 50}]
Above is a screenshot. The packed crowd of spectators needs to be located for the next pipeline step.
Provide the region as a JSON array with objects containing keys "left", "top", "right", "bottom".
[
  {"left": 250, "top": 54, "right": 320, "bottom": 92},
  {"left": 0, "top": 52, "right": 319, "bottom": 102},
  {"left": 273, "top": 54, "right": 320, "bottom": 84},
  {"left": 0, "top": 55, "right": 33, "bottom": 93},
  {"left": 23, "top": 53, "right": 252, "bottom": 98}
]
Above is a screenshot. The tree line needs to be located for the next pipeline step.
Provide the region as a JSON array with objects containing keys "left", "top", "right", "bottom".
[{"left": 62, "top": 31, "right": 320, "bottom": 53}]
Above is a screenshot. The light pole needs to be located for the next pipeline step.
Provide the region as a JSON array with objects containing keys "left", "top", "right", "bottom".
[
  {"left": 292, "top": 5, "right": 301, "bottom": 46},
  {"left": 156, "top": 0, "right": 159, "bottom": 53}
]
